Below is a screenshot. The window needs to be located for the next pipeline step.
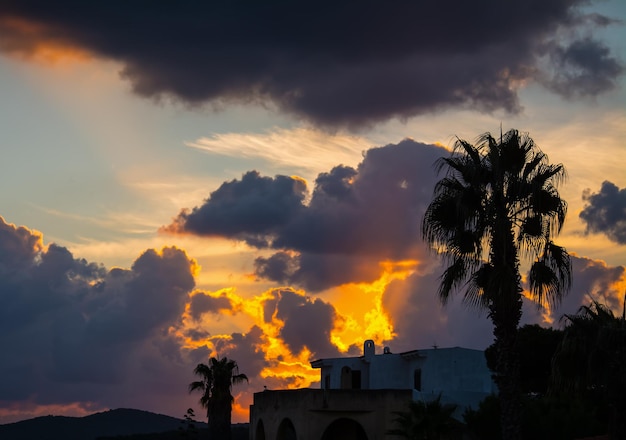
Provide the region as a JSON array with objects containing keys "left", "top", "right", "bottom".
[
  {"left": 413, "top": 369, "right": 422, "bottom": 391},
  {"left": 352, "top": 370, "right": 361, "bottom": 389}
]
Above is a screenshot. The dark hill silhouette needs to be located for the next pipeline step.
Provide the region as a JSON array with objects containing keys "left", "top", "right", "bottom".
[{"left": 0, "top": 408, "right": 214, "bottom": 440}]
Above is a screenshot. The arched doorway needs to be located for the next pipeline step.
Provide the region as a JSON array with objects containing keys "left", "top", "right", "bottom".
[
  {"left": 321, "top": 418, "right": 368, "bottom": 440},
  {"left": 277, "top": 418, "right": 297, "bottom": 440},
  {"left": 255, "top": 419, "right": 266, "bottom": 440}
]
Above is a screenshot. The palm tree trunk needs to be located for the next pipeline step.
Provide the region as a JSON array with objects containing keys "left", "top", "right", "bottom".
[
  {"left": 491, "top": 299, "right": 522, "bottom": 440},
  {"left": 208, "top": 398, "right": 232, "bottom": 440},
  {"left": 490, "top": 219, "right": 523, "bottom": 440}
]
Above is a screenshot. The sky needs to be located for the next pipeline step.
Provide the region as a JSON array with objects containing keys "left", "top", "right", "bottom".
[{"left": 0, "top": 0, "right": 625, "bottom": 425}]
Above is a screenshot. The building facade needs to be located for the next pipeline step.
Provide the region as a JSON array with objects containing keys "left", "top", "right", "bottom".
[{"left": 249, "top": 340, "right": 495, "bottom": 440}]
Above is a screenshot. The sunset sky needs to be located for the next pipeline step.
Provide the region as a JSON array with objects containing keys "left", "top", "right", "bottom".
[{"left": 1, "top": 0, "right": 625, "bottom": 425}]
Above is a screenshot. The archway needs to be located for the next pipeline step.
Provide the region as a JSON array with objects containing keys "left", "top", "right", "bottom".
[
  {"left": 255, "top": 419, "right": 266, "bottom": 440},
  {"left": 277, "top": 418, "right": 297, "bottom": 440},
  {"left": 321, "top": 418, "right": 368, "bottom": 440}
]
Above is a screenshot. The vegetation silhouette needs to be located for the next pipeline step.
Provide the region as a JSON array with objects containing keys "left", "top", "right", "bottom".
[
  {"left": 466, "top": 323, "right": 606, "bottom": 439},
  {"left": 387, "top": 395, "right": 462, "bottom": 440},
  {"left": 189, "top": 356, "right": 248, "bottom": 440},
  {"left": 551, "top": 298, "right": 626, "bottom": 439},
  {"left": 485, "top": 324, "right": 563, "bottom": 395},
  {"left": 422, "top": 129, "right": 572, "bottom": 440},
  {"left": 178, "top": 408, "right": 198, "bottom": 439}
]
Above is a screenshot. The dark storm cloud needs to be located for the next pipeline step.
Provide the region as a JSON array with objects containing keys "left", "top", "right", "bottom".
[
  {"left": 0, "top": 1, "right": 621, "bottom": 127},
  {"left": 0, "top": 216, "right": 197, "bottom": 407},
  {"left": 264, "top": 289, "right": 341, "bottom": 359},
  {"left": 167, "top": 139, "right": 445, "bottom": 290},
  {"left": 579, "top": 181, "right": 626, "bottom": 244}
]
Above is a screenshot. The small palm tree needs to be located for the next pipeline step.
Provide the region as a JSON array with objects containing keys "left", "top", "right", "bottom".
[
  {"left": 422, "top": 129, "right": 572, "bottom": 440},
  {"left": 189, "top": 356, "right": 248, "bottom": 440},
  {"left": 388, "top": 395, "right": 460, "bottom": 440}
]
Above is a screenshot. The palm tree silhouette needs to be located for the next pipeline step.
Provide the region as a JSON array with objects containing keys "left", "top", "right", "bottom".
[
  {"left": 422, "top": 129, "right": 572, "bottom": 440},
  {"left": 189, "top": 357, "right": 248, "bottom": 440}
]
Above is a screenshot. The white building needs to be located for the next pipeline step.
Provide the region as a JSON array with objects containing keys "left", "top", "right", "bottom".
[
  {"left": 311, "top": 340, "right": 496, "bottom": 419},
  {"left": 249, "top": 340, "right": 496, "bottom": 440}
]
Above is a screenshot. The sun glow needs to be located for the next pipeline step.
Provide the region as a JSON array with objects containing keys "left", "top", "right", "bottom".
[{"left": 331, "top": 259, "right": 418, "bottom": 346}]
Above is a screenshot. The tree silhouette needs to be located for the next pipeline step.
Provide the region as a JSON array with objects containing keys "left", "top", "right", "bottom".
[
  {"left": 485, "top": 324, "right": 563, "bottom": 395},
  {"left": 422, "top": 129, "right": 571, "bottom": 440},
  {"left": 552, "top": 299, "right": 626, "bottom": 438},
  {"left": 189, "top": 357, "right": 248, "bottom": 440},
  {"left": 388, "top": 395, "right": 461, "bottom": 440}
]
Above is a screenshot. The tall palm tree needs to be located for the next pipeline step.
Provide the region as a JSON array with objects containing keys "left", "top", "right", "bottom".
[
  {"left": 422, "top": 129, "right": 572, "bottom": 440},
  {"left": 189, "top": 356, "right": 248, "bottom": 440}
]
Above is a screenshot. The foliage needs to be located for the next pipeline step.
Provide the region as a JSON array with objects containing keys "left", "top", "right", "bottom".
[
  {"left": 178, "top": 408, "right": 198, "bottom": 439},
  {"left": 463, "top": 394, "right": 501, "bottom": 440},
  {"left": 551, "top": 299, "right": 626, "bottom": 438},
  {"left": 463, "top": 393, "right": 606, "bottom": 440},
  {"left": 521, "top": 394, "right": 606, "bottom": 440},
  {"left": 388, "top": 395, "right": 462, "bottom": 440},
  {"left": 189, "top": 357, "right": 248, "bottom": 440},
  {"left": 485, "top": 324, "right": 563, "bottom": 394},
  {"left": 422, "top": 129, "right": 571, "bottom": 440}
]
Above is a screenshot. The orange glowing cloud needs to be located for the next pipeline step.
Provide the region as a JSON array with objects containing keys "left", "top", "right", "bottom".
[{"left": 0, "top": 16, "right": 92, "bottom": 64}]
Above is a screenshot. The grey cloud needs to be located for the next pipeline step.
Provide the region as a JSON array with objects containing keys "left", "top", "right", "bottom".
[
  {"left": 166, "top": 171, "right": 307, "bottom": 247},
  {"left": 264, "top": 289, "right": 341, "bottom": 359},
  {"left": 169, "top": 140, "right": 445, "bottom": 291},
  {"left": 0, "top": 217, "right": 197, "bottom": 410},
  {"left": 384, "top": 255, "right": 626, "bottom": 354},
  {"left": 580, "top": 181, "right": 626, "bottom": 244},
  {"left": 559, "top": 255, "right": 625, "bottom": 314},
  {"left": 189, "top": 291, "right": 234, "bottom": 321},
  {"left": 256, "top": 252, "right": 384, "bottom": 292},
  {"left": 542, "top": 38, "right": 624, "bottom": 98},
  {"left": 212, "top": 325, "right": 268, "bottom": 379},
  {"left": 382, "top": 269, "right": 494, "bottom": 352},
  {"left": 0, "top": 1, "right": 621, "bottom": 128}
]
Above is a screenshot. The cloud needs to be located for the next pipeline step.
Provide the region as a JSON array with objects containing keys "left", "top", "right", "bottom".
[
  {"left": 382, "top": 268, "right": 494, "bottom": 352},
  {"left": 211, "top": 325, "right": 269, "bottom": 379},
  {"left": 560, "top": 254, "right": 626, "bottom": 314},
  {"left": 266, "top": 289, "right": 341, "bottom": 359},
  {"left": 189, "top": 291, "right": 234, "bottom": 321},
  {"left": 187, "top": 127, "right": 370, "bottom": 177},
  {"left": 163, "top": 171, "right": 308, "bottom": 247},
  {"left": 0, "top": 1, "right": 621, "bottom": 127},
  {"left": 165, "top": 139, "right": 445, "bottom": 290},
  {"left": 541, "top": 37, "right": 624, "bottom": 98},
  {"left": 384, "top": 254, "right": 626, "bottom": 352},
  {"left": 0, "top": 216, "right": 198, "bottom": 412},
  {"left": 579, "top": 180, "right": 626, "bottom": 244}
]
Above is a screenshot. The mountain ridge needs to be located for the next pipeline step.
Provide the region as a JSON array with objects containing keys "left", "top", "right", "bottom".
[{"left": 0, "top": 407, "right": 222, "bottom": 440}]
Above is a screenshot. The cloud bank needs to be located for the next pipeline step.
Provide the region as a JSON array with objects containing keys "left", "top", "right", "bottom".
[
  {"left": 0, "top": 1, "right": 622, "bottom": 127},
  {"left": 165, "top": 139, "right": 445, "bottom": 291}
]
